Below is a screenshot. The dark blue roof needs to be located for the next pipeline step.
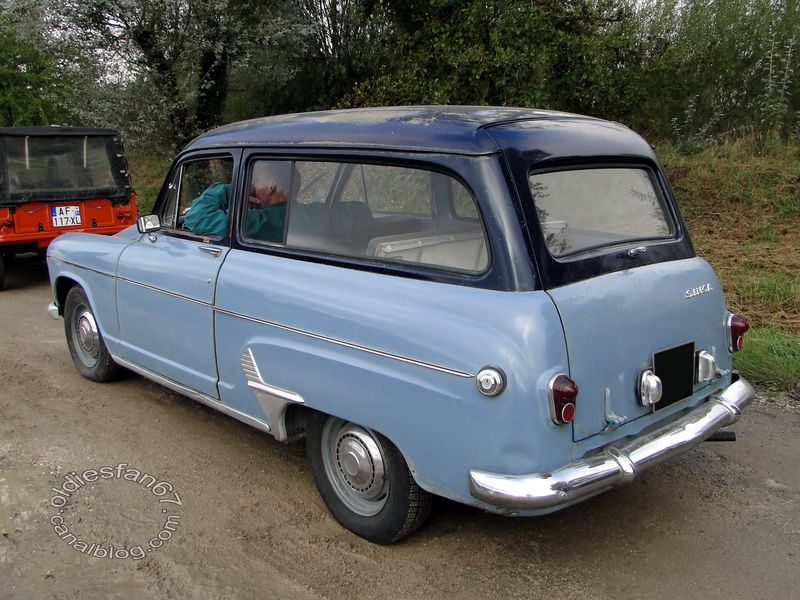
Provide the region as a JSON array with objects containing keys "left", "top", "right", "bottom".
[{"left": 184, "top": 106, "right": 608, "bottom": 156}]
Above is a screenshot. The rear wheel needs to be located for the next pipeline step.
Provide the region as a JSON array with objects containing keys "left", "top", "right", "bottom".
[
  {"left": 306, "top": 412, "right": 432, "bottom": 544},
  {"left": 0, "top": 254, "right": 5, "bottom": 290},
  {"left": 64, "top": 286, "right": 122, "bottom": 382}
]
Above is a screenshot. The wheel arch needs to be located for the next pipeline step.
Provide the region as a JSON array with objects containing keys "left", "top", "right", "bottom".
[
  {"left": 51, "top": 268, "right": 121, "bottom": 350},
  {"left": 286, "top": 403, "right": 430, "bottom": 496},
  {"left": 54, "top": 276, "right": 79, "bottom": 316}
]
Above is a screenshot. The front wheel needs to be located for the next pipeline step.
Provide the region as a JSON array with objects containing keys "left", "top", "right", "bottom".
[
  {"left": 306, "top": 412, "right": 432, "bottom": 544},
  {"left": 63, "top": 286, "right": 122, "bottom": 382}
]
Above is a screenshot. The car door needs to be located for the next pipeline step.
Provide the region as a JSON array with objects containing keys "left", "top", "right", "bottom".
[
  {"left": 213, "top": 154, "right": 499, "bottom": 440},
  {"left": 115, "top": 150, "right": 241, "bottom": 398}
]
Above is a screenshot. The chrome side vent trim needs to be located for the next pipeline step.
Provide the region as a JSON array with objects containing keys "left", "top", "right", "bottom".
[
  {"left": 240, "top": 347, "right": 305, "bottom": 442},
  {"left": 241, "top": 347, "right": 263, "bottom": 383}
]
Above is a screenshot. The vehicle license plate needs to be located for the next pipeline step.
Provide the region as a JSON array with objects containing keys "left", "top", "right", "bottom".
[
  {"left": 653, "top": 342, "right": 695, "bottom": 409},
  {"left": 51, "top": 205, "right": 82, "bottom": 227}
]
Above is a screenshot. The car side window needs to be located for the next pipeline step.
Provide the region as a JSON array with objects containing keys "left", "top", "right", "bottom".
[
  {"left": 177, "top": 157, "right": 234, "bottom": 238},
  {"left": 339, "top": 164, "right": 432, "bottom": 214},
  {"left": 282, "top": 161, "right": 489, "bottom": 274},
  {"left": 239, "top": 159, "right": 294, "bottom": 244},
  {"left": 452, "top": 179, "right": 479, "bottom": 219},
  {"left": 340, "top": 164, "right": 367, "bottom": 204},
  {"left": 295, "top": 161, "right": 339, "bottom": 205}
]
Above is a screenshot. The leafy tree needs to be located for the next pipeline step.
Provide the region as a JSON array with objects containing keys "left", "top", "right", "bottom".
[
  {"left": 344, "top": 1, "right": 636, "bottom": 115},
  {"left": 631, "top": 0, "right": 800, "bottom": 142},
  {"left": 4, "top": 0, "right": 799, "bottom": 147},
  {"left": 0, "top": 18, "right": 67, "bottom": 126},
  {"left": 55, "top": 0, "right": 293, "bottom": 148},
  {"left": 227, "top": 0, "right": 391, "bottom": 119}
]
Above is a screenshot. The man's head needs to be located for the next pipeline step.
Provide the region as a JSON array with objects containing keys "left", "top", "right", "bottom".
[{"left": 249, "top": 161, "right": 297, "bottom": 207}]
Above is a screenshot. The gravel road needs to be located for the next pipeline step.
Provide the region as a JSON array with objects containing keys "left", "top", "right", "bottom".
[{"left": 1, "top": 254, "right": 798, "bottom": 599}]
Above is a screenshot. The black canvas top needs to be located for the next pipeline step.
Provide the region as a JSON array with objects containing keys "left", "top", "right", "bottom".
[
  {"left": 0, "top": 126, "right": 120, "bottom": 137},
  {"left": 0, "top": 128, "right": 132, "bottom": 206}
]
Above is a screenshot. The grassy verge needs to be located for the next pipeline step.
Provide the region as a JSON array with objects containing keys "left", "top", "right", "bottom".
[
  {"left": 732, "top": 327, "right": 800, "bottom": 390},
  {"left": 660, "top": 139, "right": 799, "bottom": 392}
]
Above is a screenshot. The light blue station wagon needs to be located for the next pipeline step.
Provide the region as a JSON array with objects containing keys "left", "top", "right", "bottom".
[{"left": 47, "top": 107, "right": 754, "bottom": 543}]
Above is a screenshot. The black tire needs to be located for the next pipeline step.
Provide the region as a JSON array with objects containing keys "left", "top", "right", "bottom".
[
  {"left": 306, "top": 412, "right": 432, "bottom": 544},
  {"left": 63, "top": 286, "right": 122, "bottom": 382},
  {"left": 0, "top": 253, "right": 5, "bottom": 291}
]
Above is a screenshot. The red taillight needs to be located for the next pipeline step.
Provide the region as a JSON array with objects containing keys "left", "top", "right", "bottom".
[
  {"left": 728, "top": 314, "right": 749, "bottom": 352},
  {"left": 548, "top": 374, "right": 578, "bottom": 425}
]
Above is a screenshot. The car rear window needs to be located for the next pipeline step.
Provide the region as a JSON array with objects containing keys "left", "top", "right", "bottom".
[
  {"left": 528, "top": 167, "right": 674, "bottom": 258},
  {"left": 5, "top": 135, "right": 117, "bottom": 193}
]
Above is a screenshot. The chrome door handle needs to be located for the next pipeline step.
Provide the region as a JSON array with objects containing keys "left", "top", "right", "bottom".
[
  {"left": 626, "top": 246, "right": 647, "bottom": 258},
  {"left": 198, "top": 245, "right": 222, "bottom": 257}
]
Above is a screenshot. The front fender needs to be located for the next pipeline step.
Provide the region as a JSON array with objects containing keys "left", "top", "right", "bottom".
[{"left": 47, "top": 231, "right": 137, "bottom": 353}]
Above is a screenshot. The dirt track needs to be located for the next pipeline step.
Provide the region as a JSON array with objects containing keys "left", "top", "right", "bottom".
[{"left": 1, "top": 254, "right": 798, "bottom": 599}]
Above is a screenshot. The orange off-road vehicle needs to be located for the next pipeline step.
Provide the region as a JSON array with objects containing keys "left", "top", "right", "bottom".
[{"left": 0, "top": 127, "right": 138, "bottom": 289}]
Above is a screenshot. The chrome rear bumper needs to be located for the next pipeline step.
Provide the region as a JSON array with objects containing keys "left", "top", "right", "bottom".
[{"left": 469, "top": 378, "right": 754, "bottom": 511}]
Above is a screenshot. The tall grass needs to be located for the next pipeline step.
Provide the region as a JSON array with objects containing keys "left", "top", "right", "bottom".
[
  {"left": 660, "top": 139, "right": 799, "bottom": 392},
  {"left": 127, "top": 151, "right": 173, "bottom": 214},
  {"left": 734, "top": 328, "right": 800, "bottom": 391}
]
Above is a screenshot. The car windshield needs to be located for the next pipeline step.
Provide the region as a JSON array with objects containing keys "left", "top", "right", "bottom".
[
  {"left": 4, "top": 135, "right": 117, "bottom": 194},
  {"left": 528, "top": 167, "right": 674, "bottom": 258}
]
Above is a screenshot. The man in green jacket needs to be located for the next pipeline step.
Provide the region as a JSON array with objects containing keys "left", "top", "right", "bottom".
[{"left": 184, "top": 161, "right": 291, "bottom": 242}]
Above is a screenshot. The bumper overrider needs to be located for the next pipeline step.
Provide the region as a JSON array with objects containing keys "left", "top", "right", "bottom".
[{"left": 469, "top": 378, "right": 754, "bottom": 511}]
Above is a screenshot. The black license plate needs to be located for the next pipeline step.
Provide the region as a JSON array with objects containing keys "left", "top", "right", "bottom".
[{"left": 653, "top": 342, "right": 695, "bottom": 410}]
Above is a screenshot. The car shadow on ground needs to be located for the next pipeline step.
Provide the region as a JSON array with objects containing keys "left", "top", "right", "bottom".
[
  {"left": 2, "top": 252, "right": 50, "bottom": 291},
  {"left": 134, "top": 373, "right": 685, "bottom": 549}
]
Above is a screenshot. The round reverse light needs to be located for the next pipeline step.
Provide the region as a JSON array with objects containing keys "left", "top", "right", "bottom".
[
  {"left": 548, "top": 374, "right": 579, "bottom": 425},
  {"left": 639, "top": 369, "right": 663, "bottom": 406},
  {"left": 727, "top": 314, "right": 749, "bottom": 353},
  {"left": 476, "top": 367, "right": 506, "bottom": 397},
  {"left": 561, "top": 402, "right": 576, "bottom": 423}
]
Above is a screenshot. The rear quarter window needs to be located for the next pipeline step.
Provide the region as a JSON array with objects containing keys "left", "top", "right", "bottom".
[{"left": 529, "top": 167, "right": 674, "bottom": 258}]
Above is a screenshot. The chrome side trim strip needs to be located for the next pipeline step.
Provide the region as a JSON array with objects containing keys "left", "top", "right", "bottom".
[
  {"left": 52, "top": 257, "right": 113, "bottom": 279},
  {"left": 469, "top": 378, "right": 755, "bottom": 512},
  {"left": 112, "top": 354, "right": 273, "bottom": 434},
  {"left": 117, "top": 277, "right": 209, "bottom": 306},
  {"left": 248, "top": 380, "right": 305, "bottom": 405},
  {"left": 218, "top": 307, "right": 473, "bottom": 378}
]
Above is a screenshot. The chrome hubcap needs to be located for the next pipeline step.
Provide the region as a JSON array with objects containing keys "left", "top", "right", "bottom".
[
  {"left": 322, "top": 418, "right": 388, "bottom": 516},
  {"left": 77, "top": 310, "right": 99, "bottom": 357},
  {"left": 336, "top": 430, "right": 385, "bottom": 498},
  {"left": 72, "top": 307, "right": 99, "bottom": 365}
]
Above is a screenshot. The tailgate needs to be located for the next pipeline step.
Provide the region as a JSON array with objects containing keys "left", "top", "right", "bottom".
[
  {"left": 12, "top": 199, "right": 120, "bottom": 234},
  {"left": 547, "top": 257, "right": 732, "bottom": 441}
]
